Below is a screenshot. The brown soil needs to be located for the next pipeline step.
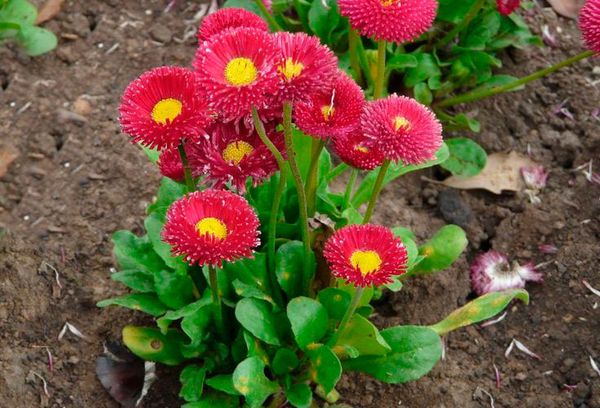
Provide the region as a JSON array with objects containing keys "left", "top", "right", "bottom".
[{"left": 1, "top": 1, "right": 599, "bottom": 407}]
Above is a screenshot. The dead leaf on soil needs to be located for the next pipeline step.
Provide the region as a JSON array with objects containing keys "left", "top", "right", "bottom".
[
  {"left": 36, "top": 0, "right": 65, "bottom": 25},
  {"left": 546, "top": 0, "right": 585, "bottom": 19},
  {"left": 0, "top": 144, "right": 19, "bottom": 178},
  {"left": 442, "top": 151, "right": 536, "bottom": 194}
]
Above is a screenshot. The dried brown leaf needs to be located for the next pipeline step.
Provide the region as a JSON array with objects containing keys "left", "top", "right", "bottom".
[
  {"left": 36, "top": 0, "right": 65, "bottom": 25},
  {"left": 0, "top": 144, "right": 19, "bottom": 178},
  {"left": 442, "top": 152, "right": 536, "bottom": 194},
  {"left": 546, "top": 0, "right": 585, "bottom": 19}
]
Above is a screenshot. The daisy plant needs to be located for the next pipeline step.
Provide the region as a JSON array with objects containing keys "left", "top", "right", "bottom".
[
  {"left": 230, "top": 0, "right": 600, "bottom": 181},
  {"left": 99, "top": 6, "right": 540, "bottom": 407}
]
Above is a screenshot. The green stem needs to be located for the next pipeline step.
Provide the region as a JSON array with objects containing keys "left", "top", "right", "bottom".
[
  {"left": 252, "top": 108, "right": 285, "bottom": 307},
  {"left": 282, "top": 102, "right": 312, "bottom": 292},
  {"left": 434, "top": 0, "right": 485, "bottom": 50},
  {"left": 374, "top": 40, "right": 387, "bottom": 99},
  {"left": 177, "top": 141, "right": 195, "bottom": 193},
  {"left": 253, "top": 0, "right": 283, "bottom": 31},
  {"left": 305, "top": 138, "right": 325, "bottom": 217},
  {"left": 355, "top": 32, "right": 374, "bottom": 87},
  {"left": 327, "top": 287, "right": 364, "bottom": 347},
  {"left": 436, "top": 50, "right": 595, "bottom": 108},
  {"left": 342, "top": 169, "right": 358, "bottom": 211},
  {"left": 362, "top": 159, "right": 390, "bottom": 224},
  {"left": 327, "top": 163, "right": 350, "bottom": 182},
  {"left": 209, "top": 265, "right": 227, "bottom": 340},
  {"left": 348, "top": 29, "right": 364, "bottom": 85}
]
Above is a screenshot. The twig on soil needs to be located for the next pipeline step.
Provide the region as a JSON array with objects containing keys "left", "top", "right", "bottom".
[
  {"left": 505, "top": 338, "right": 542, "bottom": 360},
  {"left": 17, "top": 101, "right": 32, "bottom": 114},
  {"left": 105, "top": 43, "right": 120, "bottom": 55},
  {"left": 58, "top": 322, "right": 86, "bottom": 341},
  {"left": 481, "top": 312, "right": 507, "bottom": 328},
  {"left": 583, "top": 280, "right": 600, "bottom": 297},
  {"left": 493, "top": 364, "right": 501, "bottom": 389},
  {"left": 32, "top": 345, "right": 54, "bottom": 371},
  {"left": 41, "top": 262, "right": 62, "bottom": 289},
  {"left": 31, "top": 371, "right": 49, "bottom": 397},
  {"left": 590, "top": 356, "right": 600, "bottom": 377},
  {"left": 474, "top": 387, "right": 495, "bottom": 408}
]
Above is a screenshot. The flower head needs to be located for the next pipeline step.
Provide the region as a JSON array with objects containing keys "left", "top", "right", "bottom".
[
  {"left": 119, "top": 66, "right": 212, "bottom": 150},
  {"left": 294, "top": 72, "right": 364, "bottom": 139},
  {"left": 323, "top": 224, "right": 407, "bottom": 287},
  {"left": 188, "top": 122, "right": 284, "bottom": 193},
  {"left": 194, "top": 27, "right": 280, "bottom": 122},
  {"left": 158, "top": 146, "right": 185, "bottom": 182},
  {"left": 496, "top": 0, "right": 521, "bottom": 15},
  {"left": 470, "top": 250, "right": 543, "bottom": 296},
  {"left": 362, "top": 95, "right": 442, "bottom": 164},
  {"left": 338, "top": 0, "right": 438, "bottom": 44},
  {"left": 162, "top": 189, "right": 260, "bottom": 266},
  {"left": 331, "top": 130, "right": 384, "bottom": 170},
  {"left": 580, "top": 0, "right": 600, "bottom": 54},
  {"left": 521, "top": 165, "right": 548, "bottom": 190},
  {"left": 273, "top": 32, "right": 338, "bottom": 103},
  {"left": 197, "top": 8, "right": 269, "bottom": 42}
]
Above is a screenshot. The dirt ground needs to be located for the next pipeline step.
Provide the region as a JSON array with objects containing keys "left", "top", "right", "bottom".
[{"left": 0, "top": 1, "right": 599, "bottom": 407}]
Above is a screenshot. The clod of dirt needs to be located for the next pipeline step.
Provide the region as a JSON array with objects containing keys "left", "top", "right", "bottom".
[
  {"left": 0, "top": 144, "right": 19, "bottom": 178},
  {"left": 437, "top": 189, "right": 472, "bottom": 228},
  {"left": 442, "top": 152, "right": 536, "bottom": 194}
]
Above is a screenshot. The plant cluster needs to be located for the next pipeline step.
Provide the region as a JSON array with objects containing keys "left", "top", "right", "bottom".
[
  {"left": 99, "top": 0, "right": 599, "bottom": 406},
  {"left": 0, "top": 0, "right": 57, "bottom": 56}
]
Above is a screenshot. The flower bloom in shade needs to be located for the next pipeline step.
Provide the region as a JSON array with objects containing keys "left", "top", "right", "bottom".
[
  {"left": 580, "top": 0, "right": 600, "bottom": 53},
  {"left": 194, "top": 27, "right": 280, "bottom": 122},
  {"left": 338, "top": 0, "right": 438, "bottom": 44},
  {"left": 323, "top": 224, "right": 407, "bottom": 287},
  {"left": 162, "top": 189, "right": 260, "bottom": 266},
  {"left": 158, "top": 146, "right": 185, "bottom": 182},
  {"left": 362, "top": 95, "right": 442, "bottom": 165},
  {"left": 496, "top": 0, "right": 521, "bottom": 15},
  {"left": 187, "top": 123, "right": 284, "bottom": 193},
  {"left": 197, "top": 8, "right": 269, "bottom": 43},
  {"left": 331, "top": 130, "right": 384, "bottom": 170},
  {"left": 470, "top": 251, "right": 543, "bottom": 296},
  {"left": 119, "top": 66, "right": 212, "bottom": 150},
  {"left": 294, "top": 72, "right": 364, "bottom": 139},
  {"left": 273, "top": 32, "right": 338, "bottom": 103}
]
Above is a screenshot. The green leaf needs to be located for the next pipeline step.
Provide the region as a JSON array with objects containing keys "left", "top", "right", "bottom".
[
  {"left": 112, "top": 230, "right": 166, "bottom": 274},
  {"left": 337, "top": 281, "right": 373, "bottom": 308},
  {"left": 0, "top": 0, "right": 37, "bottom": 25},
  {"left": 182, "top": 390, "right": 240, "bottom": 408},
  {"left": 223, "top": 253, "right": 269, "bottom": 294},
  {"left": 205, "top": 374, "right": 240, "bottom": 396},
  {"left": 233, "top": 357, "right": 280, "bottom": 408},
  {"left": 110, "top": 269, "right": 154, "bottom": 293},
  {"left": 157, "top": 293, "right": 212, "bottom": 333},
  {"left": 430, "top": 289, "right": 529, "bottom": 335},
  {"left": 352, "top": 143, "right": 449, "bottom": 207},
  {"left": 308, "top": 345, "right": 342, "bottom": 394},
  {"left": 222, "top": 0, "right": 263, "bottom": 16},
  {"left": 440, "top": 137, "right": 487, "bottom": 178},
  {"left": 387, "top": 54, "right": 418, "bottom": 71},
  {"left": 414, "top": 82, "right": 433, "bottom": 105},
  {"left": 344, "top": 326, "right": 442, "bottom": 383},
  {"left": 286, "top": 383, "right": 312, "bottom": 408},
  {"left": 413, "top": 225, "right": 467, "bottom": 274},
  {"left": 232, "top": 279, "right": 274, "bottom": 304},
  {"left": 144, "top": 212, "right": 187, "bottom": 273},
  {"left": 181, "top": 304, "right": 213, "bottom": 355},
  {"left": 235, "top": 298, "right": 281, "bottom": 346},
  {"left": 122, "top": 325, "right": 186, "bottom": 365},
  {"left": 403, "top": 53, "right": 441, "bottom": 88},
  {"left": 275, "top": 241, "right": 316, "bottom": 298},
  {"left": 16, "top": 25, "right": 56, "bottom": 56},
  {"left": 97, "top": 293, "right": 168, "bottom": 317},
  {"left": 308, "top": 0, "right": 340, "bottom": 45},
  {"left": 141, "top": 145, "right": 160, "bottom": 164},
  {"left": 180, "top": 365, "right": 207, "bottom": 402},
  {"left": 272, "top": 348, "right": 300, "bottom": 376},
  {"left": 391, "top": 227, "right": 419, "bottom": 271},
  {"left": 287, "top": 297, "right": 328, "bottom": 349},
  {"left": 317, "top": 288, "right": 351, "bottom": 321},
  {"left": 154, "top": 269, "right": 195, "bottom": 309},
  {"left": 336, "top": 314, "right": 391, "bottom": 357},
  {"left": 147, "top": 177, "right": 187, "bottom": 218},
  {"left": 437, "top": 0, "right": 478, "bottom": 23}
]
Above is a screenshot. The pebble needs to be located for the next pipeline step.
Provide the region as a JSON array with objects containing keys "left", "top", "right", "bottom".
[
  {"left": 438, "top": 189, "right": 472, "bottom": 228},
  {"left": 150, "top": 24, "right": 172, "bottom": 43},
  {"left": 72, "top": 97, "right": 92, "bottom": 116}
]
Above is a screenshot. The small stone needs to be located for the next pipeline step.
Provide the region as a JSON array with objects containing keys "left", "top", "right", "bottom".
[
  {"left": 150, "top": 24, "right": 172, "bottom": 43},
  {"left": 72, "top": 97, "right": 92, "bottom": 115},
  {"left": 438, "top": 189, "right": 472, "bottom": 228},
  {"left": 515, "top": 372, "right": 528, "bottom": 381}
]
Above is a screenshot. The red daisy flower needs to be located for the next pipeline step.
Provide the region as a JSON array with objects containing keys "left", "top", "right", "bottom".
[
  {"left": 361, "top": 95, "right": 442, "bottom": 165},
  {"left": 162, "top": 189, "right": 260, "bottom": 266},
  {"left": 197, "top": 8, "right": 269, "bottom": 43},
  {"left": 323, "top": 224, "right": 407, "bottom": 287},
  {"left": 338, "top": 0, "right": 438, "bottom": 44},
  {"left": 193, "top": 27, "right": 280, "bottom": 122},
  {"left": 273, "top": 32, "right": 338, "bottom": 103},
  {"left": 187, "top": 122, "right": 284, "bottom": 193},
  {"left": 331, "top": 130, "right": 385, "bottom": 171},
  {"left": 119, "top": 66, "right": 212, "bottom": 150},
  {"left": 158, "top": 146, "right": 185, "bottom": 182},
  {"left": 496, "top": 0, "right": 521, "bottom": 15},
  {"left": 580, "top": 0, "right": 600, "bottom": 53},
  {"left": 294, "top": 71, "right": 365, "bottom": 139}
]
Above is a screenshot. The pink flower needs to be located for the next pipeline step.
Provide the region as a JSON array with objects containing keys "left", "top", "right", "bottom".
[
  {"left": 197, "top": 8, "right": 269, "bottom": 42},
  {"left": 158, "top": 146, "right": 185, "bottom": 182},
  {"left": 470, "top": 251, "right": 543, "bottom": 295},
  {"left": 521, "top": 166, "right": 548, "bottom": 190},
  {"left": 580, "top": 0, "right": 600, "bottom": 53},
  {"left": 496, "top": 0, "right": 521, "bottom": 16},
  {"left": 331, "top": 130, "right": 385, "bottom": 171},
  {"left": 338, "top": 0, "right": 438, "bottom": 44}
]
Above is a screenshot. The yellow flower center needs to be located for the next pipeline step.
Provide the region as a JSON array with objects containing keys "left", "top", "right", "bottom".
[
  {"left": 350, "top": 250, "right": 382, "bottom": 276},
  {"left": 279, "top": 58, "right": 304, "bottom": 81},
  {"left": 321, "top": 105, "right": 335, "bottom": 122},
  {"left": 151, "top": 98, "right": 182, "bottom": 125},
  {"left": 222, "top": 140, "right": 254, "bottom": 165},
  {"left": 195, "top": 217, "right": 228, "bottom": 241},
  {"left": 224, "top": 57, "right": 258, "bottom": 87},
  {"left": 393, "top": 116, "right": 411, "bottom": 131},
  {"left": 380, "top": 0, "right": 399, "bottom": 6},
  {"left": 354, "top": 145, "right": 369, "bottom": 153}
]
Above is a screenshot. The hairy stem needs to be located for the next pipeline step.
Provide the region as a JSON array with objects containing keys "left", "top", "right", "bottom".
[
  {"left": 342, "top": 169, "right": 358, "bottom": 211},
  {"left": 327, "top": 287, "right": 364, "bottom": 347},
  {"left": 362, "top": 159, "right": 391, "bottom": 224},
  {"left": 374, "top": 40, "right": 387, "bottom": 99},
  {"left": 209, "top": 265, "right": 227, "bottom": 340},
  {"left": 305, "top": 138, "right": 325, "bottom": 216},
  {"left": 177, "top": 141, "right": 195, "bottom": 193},
  {"left": 348, "top": 29, "right": 364, "bottom": 85},
  {"left": 253, "top": 0, "right": 283, "bottom": 31}
]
